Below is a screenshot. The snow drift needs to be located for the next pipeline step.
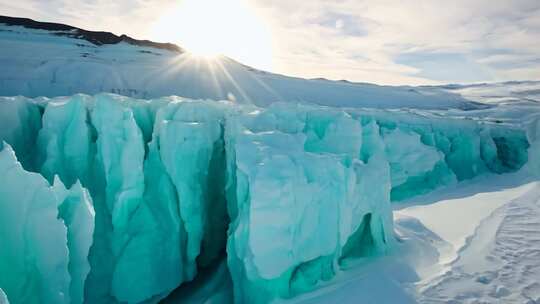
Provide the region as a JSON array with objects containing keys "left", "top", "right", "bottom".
[{"left": 0, "top": 94, "right": 530, "bottom": 304}]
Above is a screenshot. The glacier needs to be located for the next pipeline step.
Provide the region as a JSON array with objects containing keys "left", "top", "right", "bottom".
[{"left": 0, "top": 94, "right": 531, "bottom": 304}]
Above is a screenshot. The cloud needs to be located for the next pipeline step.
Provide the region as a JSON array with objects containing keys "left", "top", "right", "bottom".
[
  {"left": 311, "top": 12, "right": 371, "bottom": 37},
  {"left": 1, "top": 0, "right": 540, "bottom": 84},
  {"left": 250, "top": 0, "right": 540, "bottom": 84},
  {"left": 396, "top": 52, "right": 493, "bottom": 83}
]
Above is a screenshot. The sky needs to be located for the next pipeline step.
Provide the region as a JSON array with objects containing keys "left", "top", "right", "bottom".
[{"left": 1, "top": 0, "right": 540, "bottom": 85}]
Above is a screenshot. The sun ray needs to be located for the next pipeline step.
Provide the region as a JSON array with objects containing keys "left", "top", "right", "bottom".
[
  {"left": 150, "top": 0, "right": 272, "bottom": 71},
  {"left": 204, "top": 58, "right": 225, "bottom": 100},
  {"left": 213, "top": 59, "right": 252, "bottom": 104}
]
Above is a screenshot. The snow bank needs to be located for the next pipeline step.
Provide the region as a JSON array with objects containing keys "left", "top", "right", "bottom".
[{"left": 0, "top": 94, "right": 531, "bottom": 303}]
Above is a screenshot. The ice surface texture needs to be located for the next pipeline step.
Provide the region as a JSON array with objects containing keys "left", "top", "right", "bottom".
[{"left": 0, "top": 94, "right": 529, "bottom": 304}]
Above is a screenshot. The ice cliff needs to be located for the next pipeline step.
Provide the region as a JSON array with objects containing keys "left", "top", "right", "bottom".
[{"left": 0, "top": 94, "right": 530, "bottom": 304}]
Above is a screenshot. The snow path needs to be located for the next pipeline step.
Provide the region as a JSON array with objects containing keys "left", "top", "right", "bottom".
[{"left": 419, "top": 182, "right": 540, "bottom": 304}]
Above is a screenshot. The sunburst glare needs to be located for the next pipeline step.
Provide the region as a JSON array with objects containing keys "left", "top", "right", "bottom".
[{"left": 150, "top": 0, "right": 272, "bottom": 71}]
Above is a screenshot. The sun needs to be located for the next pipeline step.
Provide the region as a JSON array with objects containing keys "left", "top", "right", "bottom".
[{"left": 150, "top": 0, "right": 273, "bottom": 70}]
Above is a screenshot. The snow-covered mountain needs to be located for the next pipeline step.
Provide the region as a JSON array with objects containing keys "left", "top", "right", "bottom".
[{"left": 0, "top": 15, "right": 478, "bottom": 110}]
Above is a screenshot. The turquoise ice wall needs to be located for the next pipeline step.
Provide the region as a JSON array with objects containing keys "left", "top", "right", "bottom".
[{"left": 0, "top": 95, "right": 530, "bottom": 304}]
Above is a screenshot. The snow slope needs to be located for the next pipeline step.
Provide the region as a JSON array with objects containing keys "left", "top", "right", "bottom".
[
  {"left": 0, "top": 16, "right": 477, "bottom": 110},
  {"left": 1, "top": 14, "right": 540, "bottom": 304}
]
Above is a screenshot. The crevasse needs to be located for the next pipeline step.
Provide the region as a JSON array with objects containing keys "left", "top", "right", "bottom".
[{"left": 0, "top": 94, "right": 530, "bottom": 304}]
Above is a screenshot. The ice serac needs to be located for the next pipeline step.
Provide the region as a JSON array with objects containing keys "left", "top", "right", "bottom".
[
  {"left": 83, "top": 95, "right": 187, "bottom": 304},
  {"left": 54, "top": 179, "right": 95, "bottom": 304},
  {"left": 36, "top": 98, "right": 96, "bottom": 304},
  {"left": 152, "top": 100, "right": 229, "bottom": 269},
  {"left": 122, "top": 99, "right": 230, "bottom": 302},
  {"left": 224, "top": 104, "right": 393, "bottom": 303},
  {"left": 0, "top": 143, "right": 94, "bottom": 304},
  {"left": 37, "top": 95, "right": 94, "bottom": 187}
]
